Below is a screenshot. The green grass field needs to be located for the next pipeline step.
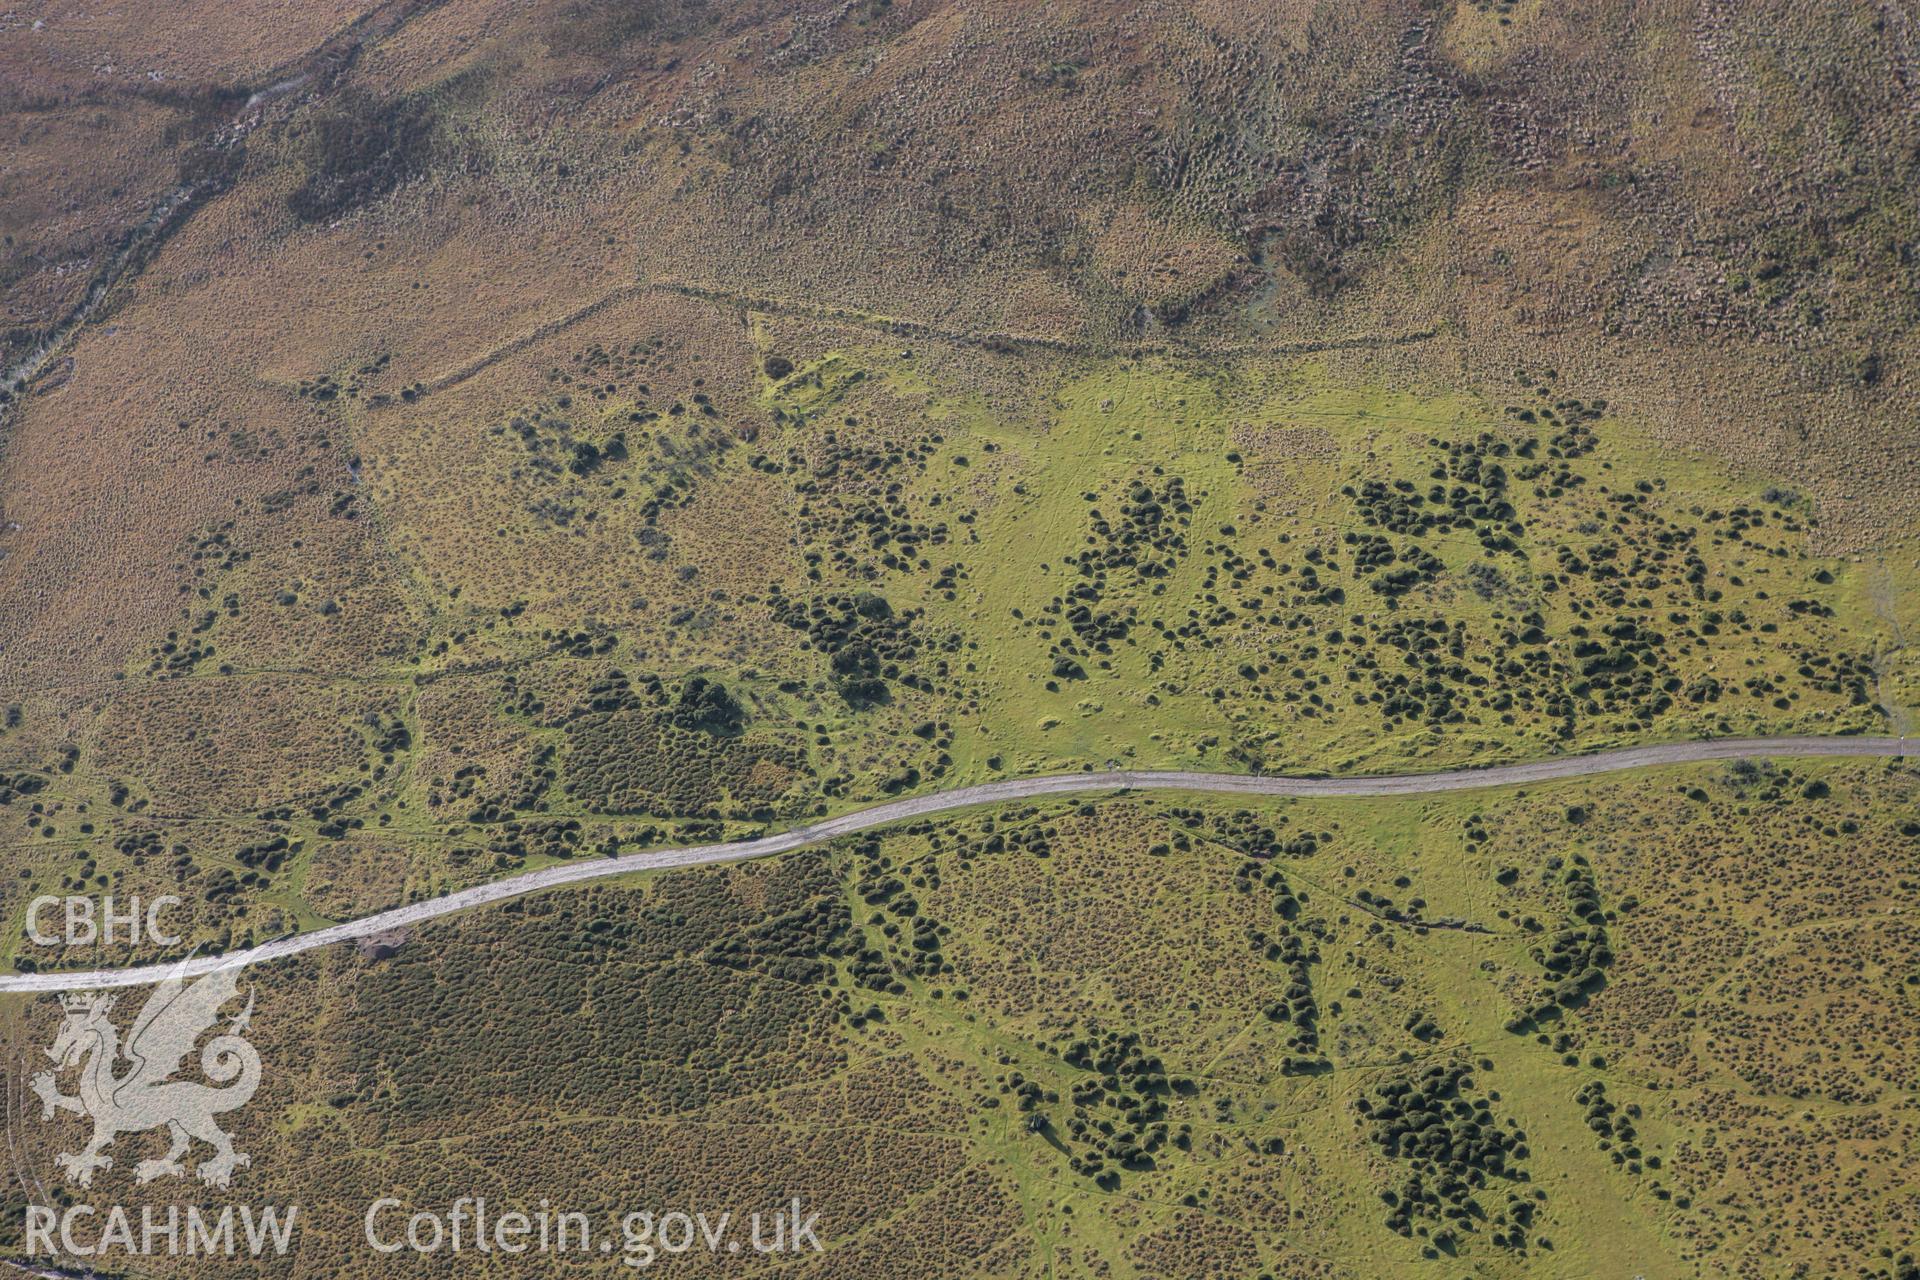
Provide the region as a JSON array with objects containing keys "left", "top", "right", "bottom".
[{"left": 3, "top": 351, "right": 1910, "bottom": 973}]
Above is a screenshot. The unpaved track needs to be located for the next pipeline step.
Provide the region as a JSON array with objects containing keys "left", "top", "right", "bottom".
[{"left": 3, "top": 735, "right": 1905, "bottom": 993}]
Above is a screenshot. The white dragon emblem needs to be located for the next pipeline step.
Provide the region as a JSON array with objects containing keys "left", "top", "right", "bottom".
[{"left": 30, "top": 964, "right": 262, "bottom": 1189}]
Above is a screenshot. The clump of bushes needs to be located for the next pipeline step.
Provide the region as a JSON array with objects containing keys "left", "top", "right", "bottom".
[{"left": 285, "top": 90, "right": 438, "bottom": 224}]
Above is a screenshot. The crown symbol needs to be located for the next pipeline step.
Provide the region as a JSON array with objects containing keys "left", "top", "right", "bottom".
[{"left": 59, "top": 991, "right": 105, "bottom": 1013}]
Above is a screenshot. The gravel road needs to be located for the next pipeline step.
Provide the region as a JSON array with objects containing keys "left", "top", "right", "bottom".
[{"left": 2, "top": 734, "right": 1904, "bottom": 993}]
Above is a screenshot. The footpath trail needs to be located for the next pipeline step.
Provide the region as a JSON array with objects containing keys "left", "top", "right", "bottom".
[{"left": 1, "top": 734, "right": 1905, "bottom": 994}]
